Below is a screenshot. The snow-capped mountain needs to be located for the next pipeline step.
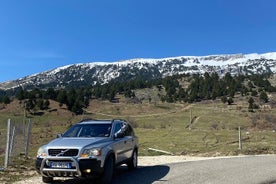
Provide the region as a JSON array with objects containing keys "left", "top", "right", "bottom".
[{"left": 1, "top": 52, "right": 276, "bottom": 90}]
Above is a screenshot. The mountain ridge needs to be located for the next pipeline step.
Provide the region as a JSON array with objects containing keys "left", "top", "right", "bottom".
[{"left": 1, "top": 52, "right": 276, "bottom": 91}]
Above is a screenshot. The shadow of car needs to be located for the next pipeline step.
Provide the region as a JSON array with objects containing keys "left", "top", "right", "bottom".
[{"left": 49, "top": 165, "right": 170, "bottom": 184}]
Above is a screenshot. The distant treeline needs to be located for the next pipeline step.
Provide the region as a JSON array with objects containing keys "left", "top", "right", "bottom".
[{"left": 0, "top": 72, "right": 275, "bottom": 114}]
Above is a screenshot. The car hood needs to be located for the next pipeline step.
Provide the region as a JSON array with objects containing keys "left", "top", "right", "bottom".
[{"left": 46, "top": 137, "right": 110, "bottom": 150}]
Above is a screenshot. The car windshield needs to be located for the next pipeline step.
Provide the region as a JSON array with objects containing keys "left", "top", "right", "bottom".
[{"left": 63, "top": 123, "right": 112, "bottom": 138}]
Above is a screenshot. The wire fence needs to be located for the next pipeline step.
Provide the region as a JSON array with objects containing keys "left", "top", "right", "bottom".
[
  {"left": 0, "top": 119, "right": 31, "bottom": 169},
  {"left": 0, "top": 126, "right": 5, "bottom": 169}
]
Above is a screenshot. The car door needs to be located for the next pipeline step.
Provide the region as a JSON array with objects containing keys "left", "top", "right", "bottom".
[
  {"left": 112, "top": 121, "right": 128, "bottom": 163},
  {"left": 123, "top": 123, "right": 136, "bottom": 159}
]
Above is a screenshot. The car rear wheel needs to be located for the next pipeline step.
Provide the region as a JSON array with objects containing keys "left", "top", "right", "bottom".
[
  {"left": 127, "top": 149, "right": 138, "bottom": 170},
  {"left": 42, "top": 176, "right": 53, "bottom": 183}
]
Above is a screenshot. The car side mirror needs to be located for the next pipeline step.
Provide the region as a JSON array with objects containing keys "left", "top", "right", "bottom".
[
  {"left": 114, "top": 131, "right": 124, "bottom": 139},
  {"left": 57, "top": 133, "right": 63, "bottom": 138}
]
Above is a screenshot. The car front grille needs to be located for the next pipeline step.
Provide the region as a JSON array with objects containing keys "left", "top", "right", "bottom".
[{"left": 48, "top": 149, "right": 79, "bottom": 157}]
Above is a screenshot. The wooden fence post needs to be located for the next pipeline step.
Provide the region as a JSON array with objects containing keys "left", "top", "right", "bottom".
[
  {"left": 9, "top": 126, "right": 16, "bottom": 156},
  {"left": 239, "top": 126, "right": 242, "bottom": 150},
  {"left": 4, "top": 119, "right": 11, "bottom": 168}
]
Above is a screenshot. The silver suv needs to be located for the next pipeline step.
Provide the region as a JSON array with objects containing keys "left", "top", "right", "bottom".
[{"left": 35, "top": 119, "right": 139, "bottom": 184}]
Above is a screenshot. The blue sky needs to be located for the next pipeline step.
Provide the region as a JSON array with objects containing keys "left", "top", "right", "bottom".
[{"left": 0, "top": 0, "right": 276, "bottom": 82}]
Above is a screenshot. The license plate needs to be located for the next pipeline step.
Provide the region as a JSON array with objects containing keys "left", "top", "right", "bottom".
[{"left": 50, "top": 161, "right": 72, "bottom": 169}]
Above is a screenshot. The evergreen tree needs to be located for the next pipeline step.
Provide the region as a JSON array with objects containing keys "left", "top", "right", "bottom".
[
  {"left": 221, "top": 96, "right": 227, "bottom": 104},
  {"left": 101, "top": 87, "right": 108, "bottom": 99},
  {"left": 57, "top": 90, "right": 67, "bottom": 107},
  {"left": 124, "top": 89, "right": 132, "bottom": 98},
  {"left": 16, "top": 89, "right": 26, "bottom": 100},
  {"left": 44, "top": 99, "right": 50, "bottom": 109},
  {"left": 109, "top": 89, "right": 116, "bottom": 102},
  {"left": 251, "top": 90, "right": 258, "bottom": 97},
  {"left": 2, "top": 96, "right": 11, "bottom": 104},
  {"left": 66, "top": 89, "right": 77, "bottom": 110},
  {"left": 178, "top": 88, "right": 187, "bottom": 102},
  {"left": 259, "top": 91, "right": 269, "bottom": 103},
  {"left": 71, "top": 101, "right": 83, "bottom": 115},
  {"left": 44, "top": 88, "right": 56, "bottom": 99},
  {"left": 25, "top": 99, "right": 35, "bottom": 112},
  {"left": 248, "top": 97, "right": 255, "bottom": 112},
  {"left": 248, "top": 81, "right": 255, "bottom": 89},
  {"left": 227, "top": 97, "right": 234, "bottom": 105},
  {"left": 37, "top": 99, "right": 44, "bottom": 110}
]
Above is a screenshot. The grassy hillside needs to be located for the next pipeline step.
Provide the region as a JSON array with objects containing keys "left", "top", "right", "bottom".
[{"left": 0, "top": 92, "right": 276, "bottom": 182}]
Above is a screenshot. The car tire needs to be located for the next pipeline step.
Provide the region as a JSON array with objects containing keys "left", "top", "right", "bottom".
[
  {"left": 101, "top": 156, "right": 114, "bottom": 184},
  {"left": 127, "top": 149, "right": 138, "bottom": 170},
  {"left": 42, "top": 176, "right": 53, "bottom": 183}
]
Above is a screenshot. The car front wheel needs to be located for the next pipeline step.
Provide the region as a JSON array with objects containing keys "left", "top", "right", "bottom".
[{"left": 101, "top": 156, "right": 114, "bottom": 184}]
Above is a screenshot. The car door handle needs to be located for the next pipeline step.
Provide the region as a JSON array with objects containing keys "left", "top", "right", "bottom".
[{"left": 124, "top": 141, "right": 127, "bottom": 144}]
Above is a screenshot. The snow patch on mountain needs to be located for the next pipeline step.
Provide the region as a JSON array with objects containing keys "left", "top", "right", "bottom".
[{"left": 1, "top": 52, "right": 276, "bottom": 90}]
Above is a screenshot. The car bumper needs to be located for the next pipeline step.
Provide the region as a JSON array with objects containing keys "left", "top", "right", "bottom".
[{"left": 36, "top": 157, "right": 103, "bottom": 177}]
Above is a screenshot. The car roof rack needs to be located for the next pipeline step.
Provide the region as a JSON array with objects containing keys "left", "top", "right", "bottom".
[
  {"left": 78, "top": 119, "right": 115, "bottom": 123},
  {"left": 77, "top": 119, "right": 127, "bottom": 124}
]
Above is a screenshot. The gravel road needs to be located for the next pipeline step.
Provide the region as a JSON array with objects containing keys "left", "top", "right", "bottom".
[
  {"left": 13, "top": 156, "right": 213, "bottom": 184},
  {"left": 151, "top": 155, "right": 276, "bottom": 184},
  {"left": 13, "top": 155, "right": 276, "bottom": 184}
]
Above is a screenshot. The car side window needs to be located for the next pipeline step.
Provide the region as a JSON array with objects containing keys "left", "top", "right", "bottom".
[
  {"left": 125, "top": 124, "right": 134, "bottom": 136},
  {"left": 114, "top": 122, "right": 123, "bottom": 134}
]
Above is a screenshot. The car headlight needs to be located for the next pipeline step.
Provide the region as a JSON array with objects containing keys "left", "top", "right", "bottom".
[
  {"left": 37, "top": 147, "right": 47, "bottom": 157},
  {"left": 81, "top": 148, "right": 102, "bottom": 158}
]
